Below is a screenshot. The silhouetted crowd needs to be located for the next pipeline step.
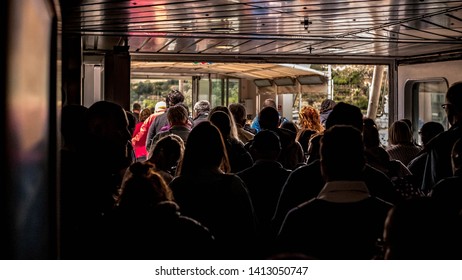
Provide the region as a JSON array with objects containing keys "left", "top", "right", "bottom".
[{"left": 59, "top": 82, "right": 462, "bottom": 260}]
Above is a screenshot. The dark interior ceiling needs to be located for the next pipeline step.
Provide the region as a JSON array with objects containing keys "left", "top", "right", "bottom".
[{"left": 61, "top": 0, "right": 462, "bottom": 68}]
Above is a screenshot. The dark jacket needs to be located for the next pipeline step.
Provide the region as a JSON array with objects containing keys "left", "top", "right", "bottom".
[
  {"left": 105, "top": 201, "right": 215, "bottom": 259},
  {"left": 430, "top": 175, "right": 462, "bottom": 213},
  {"left": 245, "top": 128, "right": 305, "bottom": 170},
  {"left": 169, "top": 171, "right": 257, "bottom": 259},
  {"left": 421, "top": 123, "right": 462, "bottom": 193},
  {"left": 272, "top": 160, "right": 399, "bottom": 232},
  {"left": 276, "top": 197, "right": 391, "bottom": 259},
  {"left": 237, "top": 160, "right": 291, "bottom": 243},
  {"left": 193, "top": 111, "right": 209, "bottom": 127},
  {"left": 226, "top": 138, "right": 254, "bottom": 173},
  {"left": 146, "top": 112, "right": 169, "bottom": 151}
]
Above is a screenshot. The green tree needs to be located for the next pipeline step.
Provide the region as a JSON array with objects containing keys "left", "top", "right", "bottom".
[{"left": 332, "top": 65, "right": 373, "bottom": 113}]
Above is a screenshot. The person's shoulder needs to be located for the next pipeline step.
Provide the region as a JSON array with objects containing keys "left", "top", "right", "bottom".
[
  {"left": 223, "top": 173, "right": 245, "bottom": 182},
  {"left": 177, "top": 213, "right": 212, "bottom": 233},
  {"left": 229, "top": 137, "right": 246, "bottom": 149},
  {"left": 154, "top": 130, "right": 170, "bottom": 139},
  {"left": 425, "top": 128, "right": 459, "bottom": 150},
  {"left": 222, "top": 173, "right": 248, "bottom": 188},
  {"left": 369, "top": 196, "right": 394, "bottom": 208},
  {"left": 169, "top": 175, "right": 188, "bottom": 189},
  {"left": 408, "top": 152, "right": 426, "bottom": 166},
  {"left": 239, "top": 127, "right": 255, "bottom": 137},
  {"left": 155, "top": 111, "right": 168, "bottom": 121},
  {"left": 290, "top": 160, "right": 319, "bottom": 176},
  {"left": 286, "top": 198, "right": 324, "bottom": 217},
  {"left": 432, "top": 176, "right": 462, "bottom": 195},
  {"left": 144, "top": 113, "right": 158, "bottom": 123},
  {"left": 365, "top": 163, "right": 389, "bottom": 177},
  {"left": 385, "top": 144, "right": 400, "bottom": 152}
]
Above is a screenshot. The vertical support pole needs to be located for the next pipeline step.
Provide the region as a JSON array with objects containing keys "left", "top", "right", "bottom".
[
  {"left": 192, "top": 76, "right": 199, "bottom": 108},
  {"left": 208, "top": 73, "right": 212, "bottom": 104},
  {"left": 367, "top": 65, "right": 385, "bottom": 120},
  {"left": 327, "top": 64, "right": 333, "bottom": 100}
]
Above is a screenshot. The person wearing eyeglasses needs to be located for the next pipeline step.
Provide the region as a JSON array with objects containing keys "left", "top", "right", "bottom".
[{"left": 421, "top": 81, "right": 462, "bottom": 194}]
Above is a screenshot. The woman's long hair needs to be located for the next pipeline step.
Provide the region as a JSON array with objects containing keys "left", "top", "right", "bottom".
[
  {"left": 177, "top": 121, "right": 231, "bottom": 176},
  {"left": 298, "top": 105, "right": 324, "bottom": 133},
  {"left": 209, "top": 106, "right": 239, "bottom": 141}
]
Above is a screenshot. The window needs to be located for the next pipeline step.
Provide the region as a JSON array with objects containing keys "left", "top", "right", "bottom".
[{"left": 406, "top": 79, "right": 448, "bottom": 145}]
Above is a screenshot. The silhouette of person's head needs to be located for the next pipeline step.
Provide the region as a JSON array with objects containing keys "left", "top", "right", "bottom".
[
  {"left": 320, "top": 125, "right": 365, "bottom": 181},
  {"left": 363, "top": 117, "right": 377, "bottom": 128},
  {"left": 178, "top": 121, "right": 230, "bottom": 175},
  {"left": 389, "top": 120, "right": 412, "bottom": 145},
  {"left": 209, "top": 111, "right": 232, "bottom": 139},
  {"left": 325, "top": 102, "right": 363, "bottom": 131},
  {"left": 132, "top": 103, "right": 141, "bottom": 113},
  {"left": 209, "top": 105, "right": 239, "bottom": 140},
  {"left": 147, "top": 134, "right": 185, "bottom": 175},
  {"left": 85, "top": 100, "right": 132, "bottom": 171},
  {"left": 263, "top": 98, "right": 277, "bottom": 109},
  {"left": 399, "top": 118, "right": 412, "bottom": 131},
  {"left": 363, "top": 118, "right": 381, "bottom": 149},
  {"left": 250, "top": 130, "right": 281, "bottom": 161},
  {"left": 166, "top": 89, "right": 185, "bottom": 108},
  {"left": 194, "top": 100, "right": 210, "bottom": 114},
  {"left": 139, "top": 108, "right": 151, "bottom": 123},
  {"left": 444, "top": 81, "right": 462, "bottom": 126},
  {"left": 167, "top": 104, "right": 189, "bottom": 126},
  {"left": 320, "top": 99, "right": 336, "bottom": 114},
  {"left": 228, "top": 103, "right": 247, "bottom": 127},
  {"left": 258, "top": 106, "right": 279, "bottom": 130},
  {"left": 117, "top": 161, "right": 173, "bottom": 210},
  {"left": 154, "top": 101, "right": 167, "bottom": 113},
  {"left": 280, "top": 121, "right": 298, "bottom": 134},
  {"left": 419, "top": 121, "right": 444, "bottom": 147}
]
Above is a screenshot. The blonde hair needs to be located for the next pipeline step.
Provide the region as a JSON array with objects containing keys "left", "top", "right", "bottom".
[{"left": 389, "top": 120, "right": 412, "bottom": 145}]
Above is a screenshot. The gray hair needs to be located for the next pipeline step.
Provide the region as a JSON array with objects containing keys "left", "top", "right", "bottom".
[{"left": 194, "top": 100, "right": 210, "bottom": 112}]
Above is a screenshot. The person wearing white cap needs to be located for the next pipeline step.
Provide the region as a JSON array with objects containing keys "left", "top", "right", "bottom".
[{"left": 155, "top": 101, "right": 167, "bottom": 113}]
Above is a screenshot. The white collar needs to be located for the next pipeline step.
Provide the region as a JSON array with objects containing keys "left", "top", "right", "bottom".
[{"left": 317, "top": 181, "right": 370, "bottom": 203}]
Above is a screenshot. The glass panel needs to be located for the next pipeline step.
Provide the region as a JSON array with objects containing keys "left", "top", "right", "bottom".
[
  {"left": 129, "top": 79, "right": 193, "bottom": 113},
  {"left": 130, "top": 78, "right": 240, "bottom": 112},
  {"left": 413, "top": 80, "right": 448, "bottom": 145},
  {"left": 227, "top": 79, "right": 240, "bottom": 105},
  {"left": 211, "top": 78, "right": 223, "bottom": 108},
  {"left": 198, "top": 78, "right": 209, "bottom": 102}
]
